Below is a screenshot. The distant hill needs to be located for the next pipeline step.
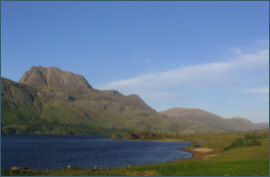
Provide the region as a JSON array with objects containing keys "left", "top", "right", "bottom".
[
  {"left": 254, "top": 122, "right": 269, "bottom": 130},
  {"left": 160, "top": 108, "right": 259, "bottom": 133},
  {"left": 1, "top": 66, "right": 262, "bottom": 134}
]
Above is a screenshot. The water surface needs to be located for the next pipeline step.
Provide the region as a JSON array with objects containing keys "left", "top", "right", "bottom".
[{"left": 1, "top": 134, "right": 192, "bottom": 170}]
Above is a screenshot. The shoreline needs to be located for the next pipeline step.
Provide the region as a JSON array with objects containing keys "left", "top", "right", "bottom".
[{"left": 2, "top": 130, "right": 268, "bottom": 176}]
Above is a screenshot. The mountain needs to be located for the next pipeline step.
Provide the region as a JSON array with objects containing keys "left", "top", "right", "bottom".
[
  {"left": 254, "top": 122, "right": 269, "bottom": 129},
  {"left": 160, "top": 108, "right": 259, "bottom": 133},
  {"left": 1, "top": 66, "right": 261, "bottom": 134},
  {"left": 19, "top": 66, "right": 92, "bottom": 93},
  {"left": 2, "top": 66, "right": 176, "bottom": 134}
]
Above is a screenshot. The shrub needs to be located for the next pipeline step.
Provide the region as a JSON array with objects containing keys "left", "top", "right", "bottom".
[
  {"left": 224, "top": 136, "right": 261, "bottom": 151},
  {"left": 244, "top": 132, "right": 268, "bottom": 140},
  {"left": 188, "top": 141, "right": 200, "bottom": 148},
  {"left": 111, "top": 132, "right": 121, "bottom": 140},
  {"left": 245, "top": 139, "right": 261, "bottom": 146}
]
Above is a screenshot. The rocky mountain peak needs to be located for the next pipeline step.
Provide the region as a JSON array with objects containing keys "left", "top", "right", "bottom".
[{"left": 19, "top": 66, "right": 92, "bottom": 93}]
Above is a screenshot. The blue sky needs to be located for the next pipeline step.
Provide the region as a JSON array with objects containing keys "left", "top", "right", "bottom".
[{"left": 1, "top": 1, "right": 269, "bottom": 123}]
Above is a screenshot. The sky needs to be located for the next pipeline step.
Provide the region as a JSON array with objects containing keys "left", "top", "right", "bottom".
[{"left": 1, "top": 1, "right": 269, "bottom": 123}]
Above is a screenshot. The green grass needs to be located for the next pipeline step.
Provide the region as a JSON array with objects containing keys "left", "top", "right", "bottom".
[
  {"left": 2, "top": 159, "right": 268, "bottom": 176},
  {"left": 2, "top": 130, "right": 269, "bottom": 176}
]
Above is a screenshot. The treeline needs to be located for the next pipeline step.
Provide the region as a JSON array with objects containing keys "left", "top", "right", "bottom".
[
  {"left": 244, "top": 132, "right": 268, "bottom": 139},
  {"left": 1, "top": 120, "right": 132, "bottom": 135},
  {"left": 224, "top": 132, "right": 267, "bottom": 151},
  {"left": 111, "top": 132, "right": 182, "bottom": 140},
  {"left": 2, "top": 121, "right": 95, "bottom": 135}
]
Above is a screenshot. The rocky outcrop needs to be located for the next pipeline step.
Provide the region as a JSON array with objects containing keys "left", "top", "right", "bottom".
[{"left": 19, "top": 66, "right": 92, "bottom": 93}]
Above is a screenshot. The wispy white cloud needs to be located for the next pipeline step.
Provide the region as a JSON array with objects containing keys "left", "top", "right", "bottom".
[
  {"left": 241, "top": 87, "right": 269, "bottom": 104},
  {"left": 96, "top": 46, "right": 269, "bottom": 122},
  {"left": 97, "top": 48, "right": 269, "bottom": 91},
  {"left": 233, "top": 49, "right": 269, "bottom": 67},
  {"left": 142, "top": 58, "right": 152, "bottom": 65},
  {"left": 230, "top": 47, "right": 242, "bottom": 55},
  {"left": 242, "top": 88, "right": 269, "bottom": 95},
  {"left": 257, "top": 96, "right": 269, "bottom": 103},
  {"left": 255, "top": 39, "right": 269, "bottom": 47},
  {"left": 136, "top": 90, "right": 186, "bottom": 101}
]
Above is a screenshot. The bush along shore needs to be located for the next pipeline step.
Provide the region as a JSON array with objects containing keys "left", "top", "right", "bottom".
[{"left": 2, "top": 129, "right": 269, "bottom": 176}]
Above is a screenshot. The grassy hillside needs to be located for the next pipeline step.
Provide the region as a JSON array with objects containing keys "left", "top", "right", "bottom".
[
  {"left": 160, "top": 107, "right": 259, "bottom": 133},
  {"left": 1, "top": 66, "right": 262, "bottom": 134},
  {"left": 2, "top": 130, "right": 268, "bottom": 176},
  {"left": 1, "top": 77, "right": 180, "bottom": 134}
]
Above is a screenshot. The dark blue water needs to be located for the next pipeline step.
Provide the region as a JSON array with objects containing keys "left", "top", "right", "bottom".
[{"left": 1, "top": 134, "right": 192, "bottom": 170}]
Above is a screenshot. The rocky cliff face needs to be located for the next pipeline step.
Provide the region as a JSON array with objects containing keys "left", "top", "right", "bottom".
[{"left": 19, "top": 66, "right": 92, "bottom": 93}]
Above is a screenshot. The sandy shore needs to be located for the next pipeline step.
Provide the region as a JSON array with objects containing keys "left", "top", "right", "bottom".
[
  {"left": 178, "top": 147, "right": 216, "bottom": 161},
  {"left": 107, "top": 138, "right": 208, "bottom": 162}
]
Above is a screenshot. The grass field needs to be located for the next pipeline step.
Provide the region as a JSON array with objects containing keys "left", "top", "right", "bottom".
[{"left": 2, "top": 129, "right": 269, "bottom": 176}]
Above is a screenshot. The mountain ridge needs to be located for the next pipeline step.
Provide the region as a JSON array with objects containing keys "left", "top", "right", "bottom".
[
  {"left": 160, "top": 107, "right": 259, "bottom": 132},
  {"left": 1, "top": 66, "right": 262, "bottom": 134}
]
